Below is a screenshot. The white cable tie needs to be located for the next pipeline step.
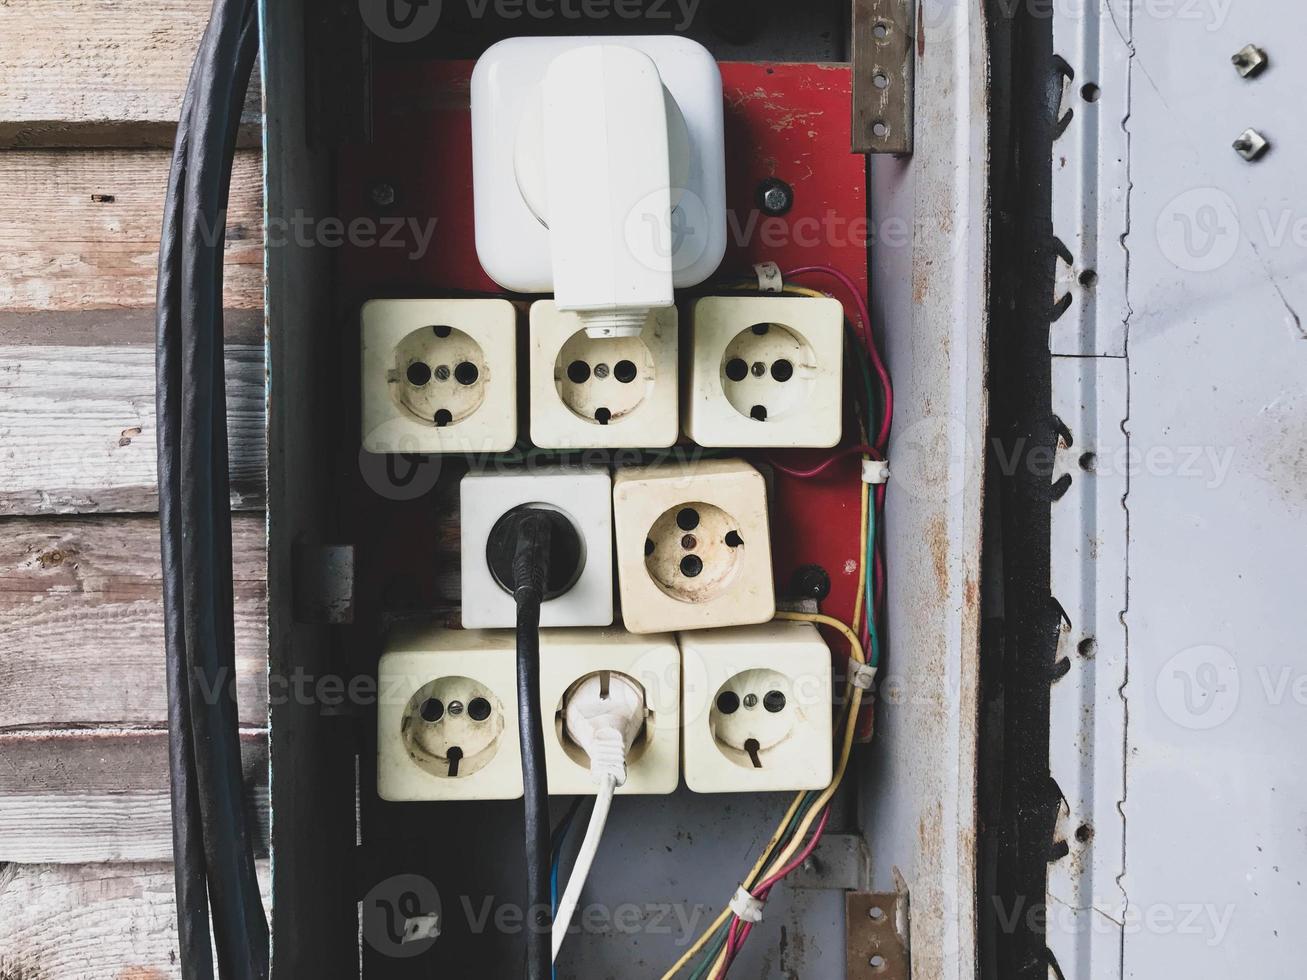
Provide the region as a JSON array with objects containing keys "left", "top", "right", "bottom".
[
  {"left": 402, "top": 913, "right": 441, "bottom": 943},
  {"left": 754, "top": 261, "right": 784, "bottom": 293},
  {"left": 849, "top": 659, "right": 878, "bottom": 691},
  {"left": 862, "top": 458, "right": 891, "bottom": 485},
  {"left": 730, "top": 886, "right": 765, "bottom": 923}
]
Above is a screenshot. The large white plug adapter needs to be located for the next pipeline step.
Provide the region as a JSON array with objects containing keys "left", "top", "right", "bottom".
[
  {"left": 562, "top": 672, "right": 645, "bottom": 787},
  {"left": 471, "top": 36, "right": 726, "bottom": 338}
]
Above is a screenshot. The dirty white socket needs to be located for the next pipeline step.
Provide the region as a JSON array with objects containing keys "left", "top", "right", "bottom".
[
  {"left": 540, "top": 628, "right": 681, "bottom": 795},
  {"left": 460, "top": 467, "right": 614, "bottom": 629},
  {"left": 680, "top": 621, "right": 834, "bottom": 794},
  {"left": 377, "top": 626, "right": 523, "bottom": 802},
  {"left": 360, "top": 298, "right": 517, "bottom": 454},
  {"left": 612, "top": 458, "right": 775, "bottom": 634},
  {"left": 529, "top": 301, "right": 679, "bottom": 449},
  {"left": 686, "top": 295, "right": 845, "bottom": 448}
]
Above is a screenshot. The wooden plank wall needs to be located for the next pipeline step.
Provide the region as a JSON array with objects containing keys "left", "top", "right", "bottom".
[{"left": 0, "top": 2, "right": 270, "bottom": 975}]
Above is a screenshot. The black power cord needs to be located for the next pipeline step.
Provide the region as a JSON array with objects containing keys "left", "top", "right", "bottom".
[
  {"left": 489, "top": 507, "right": 583, "bottom": 980},
  {"left": 157, "top": 0, "right": 266, "bottom": 976}
]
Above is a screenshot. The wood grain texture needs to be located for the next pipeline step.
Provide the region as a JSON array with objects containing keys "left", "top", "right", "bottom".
[
  {"left": 0, "top": 149, "right": 263, "bottom": 312},
  {"left": 0, "top": 344, "right": 265, "bottom": 515},
  {"left": 0, "top": 861, "right": 270, "bottom": 979},
  {"left": 0, "top": 514, "right": 267, "bottom": 730},
  {"left": 0, "top": 730, "right": 269, "bottom": 863},
  {"left": 0, "top": 0, "right": 262, "bottom": 148}
]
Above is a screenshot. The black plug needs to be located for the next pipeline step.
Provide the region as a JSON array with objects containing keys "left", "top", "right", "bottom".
[{"left": 486, "top": 505, "right": 584, "bottom": 601}]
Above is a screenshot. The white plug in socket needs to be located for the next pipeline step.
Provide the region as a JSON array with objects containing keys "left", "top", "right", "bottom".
[
  {"left": 541, "top": 628, "right": 680, "bottom": 795},
  {"left": 460, "top": 467, "right": 614, "bottom": 629},
  {"left": 377, "top": 625, "right": 522, "bottom": 802},
  {"left": 680, "top": 621, "right": 833, "bottom": 793},
  {"left": 471, "top": 36, "right": 726, "bottom": 335},
  {"left": 612, "top": 458, "right": 775, "bottom": 634},
  {"left": 529, "top": 301, "right": 679, "bottom": 448},
  {"left": 361, "top": 298, "right": 517, "bottom": 454},
  {"left": 686, "top": 295, "right": 845, "bottom": 447}
]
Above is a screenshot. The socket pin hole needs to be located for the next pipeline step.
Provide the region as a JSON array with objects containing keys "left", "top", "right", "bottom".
[
  {"left": 594, "top": 407, "right": 612, "bottom": 425},
  {"left": 771, "top": 359, "right": 794, "bottom": 382},
  {"left": 680, "top": 554, "right": 704, "bottom": 577},
  {"left": 434, "top": 409, "right": 453, "bottom": 427},
  {"left": 750, "top": 405, "right": 768, "bottom": 421},
  {"left": 454, "top": 361, "right": 479, "bottom": 386},
  {"left": 716, "top": 691, "right": 741, "bottom": 714},
  {"left": 432, "top": 324, "right": 452, "bottom": 338},
  {"left": 644, "top": 538, "right": 655, "bottom": 556},
  {"left": 406, "top": 362, "right": 432, "bottom": 386},
  {"left": 614, "top": 359, "right": 638, "bottom": 383},
  {"left": 419, "top": 698, "right": 444, "bottom": 723},
  {"left": 750, "top": 322, "right": 770, "bottom": 336},
  {"left": 567, "top": 360, "right": 591, "bottom": 384},
  {"left": 725, "top": 357, "right": 749, "bottom": 382},
  {"left": 724, "top": 530, "right": 744, "bottom": 548},
  {"left": 677, "top": 507, "right": 701, "bottom": 531},
  {"left": 763, "top": 690, "right": 787, "bottom": 713},
  {"left": 467, "top": 697, "right": 492, "bottom": 722}
]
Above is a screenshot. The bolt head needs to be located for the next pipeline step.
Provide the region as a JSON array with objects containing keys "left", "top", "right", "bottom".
[
  {"left": 1233, "top": 127, "right": 1270, "bottom": 161},
  {"left": 448, "top": 700, "right": 465, "bottom": 717},
  {"left": 1231, "top": 44, "right": 1268, "bottom": 78},
  {"left": 370, "top": 181, "right": 397, "bottom": 208},
  {"left": 756, "top": 178, "right": 794, "bottom": 217}
]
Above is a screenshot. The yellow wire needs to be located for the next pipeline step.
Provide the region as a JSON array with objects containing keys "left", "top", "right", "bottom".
[{"left": 850, "top": 480, "right": 870, "bottom": 635}]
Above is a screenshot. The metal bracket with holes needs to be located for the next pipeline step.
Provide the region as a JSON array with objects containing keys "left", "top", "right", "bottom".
[
  {"left": 846, "top": 891, "right": 910, "bottom": 978},
  {"left": 852, "top": 0, "right": 915, "bottom": 154}
]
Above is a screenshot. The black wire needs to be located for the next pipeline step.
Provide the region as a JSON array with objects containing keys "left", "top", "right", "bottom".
[
  {"left": 512, "top": 513, "right": 556, "bottom": 980},
  {"left": 158, "top": 0, "right": 265, "bottom": 976}
]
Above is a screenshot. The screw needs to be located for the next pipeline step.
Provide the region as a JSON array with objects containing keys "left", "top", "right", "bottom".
[
  {"left": 370, "top": 181, "right": 397, "bottom": 208},
  {"left": 743, "top": 693, "right": 759, "bottom": 709},
  {"left": 448, "top": 700, "right": 465, "bottom": 717},
  {"left": 1233, "top": 128, "right": 1270, "bottom": 161},
  {"left": 1231, "top": 44, "right": 1268, "bottom": 78},
  {"left": 594, "top": 363, "right": 611, "bottom": 379},
  {"left": 751, "top": 361, "right": 767, "bottom": 377},
  {"left": 434, "top": 365, "right": 451, "bottom": 382},
  {"left": 755, "top": 177, "right": 794, "bottom": 217},
  {"left": 791, "top": 564, "right": 832, "bottom": 601}
]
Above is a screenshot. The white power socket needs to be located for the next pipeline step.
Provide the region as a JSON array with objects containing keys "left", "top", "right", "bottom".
[
  {"left": 612, "top": 458, "right": 775, "bottom": 634},
  {"left": 529, "top": 301, "right": 679, "bottom": 449},
  {"left": 685, "top": 295, "right": 845, "bottom": 448},
  {"left": 460, "top": 467, "right": 614, "bottom": 629},
  {"left": 540, "top": 628, "right": 680, "bottom": 795},
  {"left": 680, "top": 621, "right": 834, "bottom": 794},
  {"left": 377, "top": 625, "right": 523, "bottom": 802},
  {"left": 360, "top": 298, "right": 518, "bottom": 454}
]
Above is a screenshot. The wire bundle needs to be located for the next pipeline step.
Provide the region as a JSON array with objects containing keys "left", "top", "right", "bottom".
[
  {"left": 156, "top": 0, "right": 267, "bottom": 976},
  {"left": 669, "top": 265, "right": 893, "bottom": 979}
]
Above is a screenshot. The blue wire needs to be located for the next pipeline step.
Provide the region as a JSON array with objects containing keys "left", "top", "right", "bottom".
[{"left": 549, "top": 798, "right": 584, "bottom": 978}]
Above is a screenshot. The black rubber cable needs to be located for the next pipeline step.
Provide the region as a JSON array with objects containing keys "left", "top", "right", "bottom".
[
  {"left": 512, "top": 512, "right": 556, "bottom": 980},
  {"left": 157, "top": 0, "right": 265, "bottom": 976}
]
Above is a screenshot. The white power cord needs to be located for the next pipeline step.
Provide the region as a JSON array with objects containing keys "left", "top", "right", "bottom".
[{"left": 551, "top": 672, "right": 646, "bottom": 962}]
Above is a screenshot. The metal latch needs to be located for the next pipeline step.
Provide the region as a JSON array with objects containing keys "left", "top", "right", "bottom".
[{"left": 852, "top": 0, "right": 915, "bottom": 155}]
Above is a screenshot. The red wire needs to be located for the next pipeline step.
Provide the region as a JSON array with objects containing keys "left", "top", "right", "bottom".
[
  {"left": 785, "top": 265, "right": 894, "bottom": 452},
  {"left": 718, "top": 807, "right": 833, "bottom": 976},
  {"left": 766, "top": 444, "right": 880, "bottom": 480}
]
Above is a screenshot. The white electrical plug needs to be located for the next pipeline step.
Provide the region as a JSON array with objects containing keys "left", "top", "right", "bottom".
[{"left": 562, "top": 671, "right": 647, "bottom": 787}]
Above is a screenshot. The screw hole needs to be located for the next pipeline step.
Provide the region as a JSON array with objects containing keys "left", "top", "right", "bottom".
[
  {"left": 419, "top": 698, "right": 444, "bottom": 723},
  {"left": 1078, "top": 636, "right": 1097, "bottom": 657},
  {"left": 1079, "top": 269, "right": 1098, "bottom": 287},
  {"left": 716, "top": 691, "right": 740, "bottom": 715},
  {"left": 750, "top": 405, "right": 768, "bottom": 421},
  {"left": 567, "top": 360, "right": 591, "bottom": 384},
  {"left": 725, "top": 357, "right": 749, "bottom": 382},
  {"left": 1081, "top": 82, "right": 1101, "bottom": 103},
  {"left": 434, "top": 409, "right": 453, "bottom": 427},
  {"left": 677, "top": 507, "right": 701, "bottom": 531},
  {"left": 1075, "top": 823, "right": 1094, "bottom": 843},
  {"left": 724, "top": 530, "right": 743, "bottom": 548},
  {"left": 467, "top": 697, "right": 492, "bottom": 722},
  {"left": 406, "top": 362, "right": 431, "bottom": 386},
  {"left": 594, "top": 407, "right": 612, "bottom": 425},
  {"left": 771, "top": 359, "right": 794, "bottom": 382},
  {"left": 613, "top": 359, "right": 638, "bottom": 383},
  {"left": 453, "top": 361, "right": 479, "bottom": 386},
  {"left": 432, "top": 324, "right": 452, "bottom": 338},
  {"left": 680, "top": 554, "right": 704, "bottom": 578},
  {"left": 1079, "top": 451, "right": 1097, "bottom": 472}
]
